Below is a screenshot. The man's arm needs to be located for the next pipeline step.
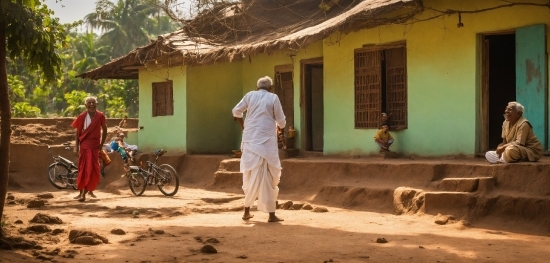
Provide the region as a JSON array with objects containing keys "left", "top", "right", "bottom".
[
  {"left": 100, "top": 123, "right": 107, "bottom": 150},
  {"left": 496, "top": 138, "right": 508, "bottom": 156},
  {"left": 74, "top": 130, "right": 80, "bottom": 156},
  {"left": 234, "top": 117, "right": 244, "bottom": 130}
]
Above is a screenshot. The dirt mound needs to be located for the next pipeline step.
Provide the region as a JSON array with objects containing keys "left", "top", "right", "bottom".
[{"left": 9, "top": 118, "right": 137, "bottom": 146}]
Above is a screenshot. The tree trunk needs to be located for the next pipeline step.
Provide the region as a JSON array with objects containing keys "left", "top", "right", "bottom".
[{"left": 0, "top": 20, "right": 12, "bottom": 237}]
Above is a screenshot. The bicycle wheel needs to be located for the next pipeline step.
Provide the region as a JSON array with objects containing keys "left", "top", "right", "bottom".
[
  {"left": 69, "top": 170, "right": 79, "bottom": 190},
  {"left": 47, "top": 163, "right": 70, "bottom": 189},
  {"left": 157, "top": 164, "right": 179, "bottom": 196},
  {"left": 128, "top": 172, "right": 147, "bottom": 196}
]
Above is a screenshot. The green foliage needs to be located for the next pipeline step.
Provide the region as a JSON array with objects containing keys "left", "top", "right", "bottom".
[
  {"left": 1, "top": 0, "right": 68, "bottom": 82},
  {"left": 86, "top": 0, "right": 175, "bottom": 57},
  {"left": 106, "top": 96, "right": 128, "bottom": 118},
  {"left": 63, "top": 90, "right": 88, "bottom": 117},
  {"left": 7, "top": 75, "right": 26, "bottom": 103},
  {"left": 3, "top": 0, "right": 176, "bottom": 119},
  {"left": 12, "top": 102, "right": 41, "bottom": 117}
]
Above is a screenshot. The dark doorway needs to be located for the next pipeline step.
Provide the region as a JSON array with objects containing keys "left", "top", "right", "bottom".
[
  {"left": 483, "top": 33, "right": 516, "bottom": 151},
  {"left": 274, "top": 65, "right": 294, "bottom": 136},
  {"left": 302, "top": 60, "right": 324, "bottom": 152}
]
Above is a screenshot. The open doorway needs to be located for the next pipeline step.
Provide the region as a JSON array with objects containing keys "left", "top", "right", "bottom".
[
  {"left": 301, "top": 58, "right": 324, "bottom": 152},
  {"left": 482, "top": 33, "right": 516, "bottom": 151},
  {"left": 481, "top": 24, "right": 548, "bottom": 152}
]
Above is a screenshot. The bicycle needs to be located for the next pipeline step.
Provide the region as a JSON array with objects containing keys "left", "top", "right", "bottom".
[
  {"left": 126, "top": 149, "right": 179, "bottom": 196},
  {"left": 47, "top": 143, "right": 78, "bottom": 190}
]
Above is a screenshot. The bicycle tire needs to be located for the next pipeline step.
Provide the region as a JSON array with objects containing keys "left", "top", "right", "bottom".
[
  {"left": 128, "top": 172, "right": 147, "bottom": 196},
  {"left": 69, "top": 170, "right": 78, "bottom": 190},
  {"left": 157, "top": 164, "right": 179, "bottom": 196},
  {"left": 47, "top": 163, "right": 70, "bottom": 189}
]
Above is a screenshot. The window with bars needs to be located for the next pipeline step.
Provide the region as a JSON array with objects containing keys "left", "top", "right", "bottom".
[
  {"left": 354, "top": 44, "right": 407, "bottom": 130},
  {"left": 152, "top": 81, "right": 174, "bottom": 117}
]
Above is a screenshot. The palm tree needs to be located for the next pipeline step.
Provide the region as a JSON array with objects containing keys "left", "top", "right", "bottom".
[
  {"left": 73, "top": 33, "right": 110, "bottom": 73},
  {"left": 85, "top": 0, "right": 161, "bottom": 57}
]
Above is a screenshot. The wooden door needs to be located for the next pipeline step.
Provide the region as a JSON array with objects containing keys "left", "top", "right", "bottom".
[
  {"left": 275, "top": 65, "right": 294, "bottom": 131},
  {"left": 516, "top": 24, "right": 547, "bottom": 148}
]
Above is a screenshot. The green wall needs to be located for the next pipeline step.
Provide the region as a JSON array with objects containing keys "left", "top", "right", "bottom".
[
  {"left": 240, "top": 43, "right": 324, "bottom": 149},
  {"left": 186, "top": 62, "right": 243, "bottom": 153},
  {"left": 137, "top": 67, "right": 187, "bottom": 154},
  {"left": 134, "top": 0, "right": 550, "bottom": 157},
  {"left": 322, "top": 0, "right": 550, "bottom": 156}
]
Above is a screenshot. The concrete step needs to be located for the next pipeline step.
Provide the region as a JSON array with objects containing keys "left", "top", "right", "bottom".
[
  {"left": 218, "top": 159, "right": 241, "bottom": 172},
  {"left": 280, "top": 148, "right": 300, "bottom": 159},
  {"left": 423, "top": 191, "right": 550, "bottom": 227},
  {"left": 437, "top": 177, "right": 495, "bottom": 193},
  {"left": 211, "top": 171, "right": 242, "bottom": 189},
  {"left": 424, "top": 192, "right": 476, "bottom": 217}
]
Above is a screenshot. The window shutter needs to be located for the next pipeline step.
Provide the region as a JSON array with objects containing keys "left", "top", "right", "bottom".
[
  {"left": 355, "top": 50, "right": 381, "bottom": 128},
  {"left": 166, "top": 83, "right": 173, "bottom": 115},
  {"left": 385, "top": 47, "right": 407, "bottom": 129},
  {"left": 152, "top": 81, "right": 174, "bottom": 116}
]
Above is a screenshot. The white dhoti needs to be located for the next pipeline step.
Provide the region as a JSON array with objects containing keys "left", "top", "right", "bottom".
[
  {"left": 485, "top": 151, "right": 506, "bottom": 164},
  {"left": 241, "top": 137, "right": 281, "bottom": 213}
]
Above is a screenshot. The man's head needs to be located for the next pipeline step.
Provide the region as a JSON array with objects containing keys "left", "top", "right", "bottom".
[
  {"left": 119, "top": 132, "right": 125, "bottom": 139},
  {"left": 85, "top": 96, "right": 98, "bottom": 113},
  {"left": 381, "top": 124, "right": 389, "bottom": 132},
  {"left": 256, "top": 76, "right": 273, "bottom": 91},
  {"left": 504, "top": 101, "right": 524, "bottom": 123}
]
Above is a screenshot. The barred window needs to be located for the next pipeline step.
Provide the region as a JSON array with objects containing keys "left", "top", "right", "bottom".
[
  {"left": 152, "top": 81, "right": 174, "bottom": 117},
  {"left": 354, "top": 44, "right": 407, "bottom": 129}
]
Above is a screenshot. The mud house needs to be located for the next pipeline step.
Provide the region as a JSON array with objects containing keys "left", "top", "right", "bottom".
[{"left": 79, "top": 0, "right": 550, "bottom": 157}]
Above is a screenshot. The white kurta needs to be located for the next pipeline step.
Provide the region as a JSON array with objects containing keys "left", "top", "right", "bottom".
[{"left": 232, "top": 89, "right": 286, "bottom": 212}]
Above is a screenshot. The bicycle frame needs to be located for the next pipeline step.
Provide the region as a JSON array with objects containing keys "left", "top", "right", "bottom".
[
  {"left": 127, "top": 149, "right": 179, "bottom": 196},
  {"left": 128, "top": 153, "right": 163, "bottom": 183},
  {"left": 47, "top": 145, "right": 78, "bottom": 190}
]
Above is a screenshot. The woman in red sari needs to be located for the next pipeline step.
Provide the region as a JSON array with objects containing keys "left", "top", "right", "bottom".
[{"left": 71, "top": 96, "right": 108, "bottom": 202}]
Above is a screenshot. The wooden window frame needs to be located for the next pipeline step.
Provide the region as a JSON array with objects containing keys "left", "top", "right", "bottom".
[
  {"left": 354, "top": 42, "right": 408, "bottom": 130},
  {"left": 152, "top": 81, "right": 174, "bottom": 117}
]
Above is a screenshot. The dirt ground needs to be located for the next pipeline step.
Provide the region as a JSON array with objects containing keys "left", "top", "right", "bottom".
[{"left": 2, "top": 119, "right": 550, "bottom": 263}]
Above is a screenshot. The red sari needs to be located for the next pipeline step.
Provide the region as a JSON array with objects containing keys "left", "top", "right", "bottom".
[{"left": 71, "top": 111, "right": 106, "bottom": 191}]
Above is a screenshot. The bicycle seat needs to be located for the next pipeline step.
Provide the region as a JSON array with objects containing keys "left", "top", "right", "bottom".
[{"left": 155, "top": 149, "right": 167, "bottom": 157}]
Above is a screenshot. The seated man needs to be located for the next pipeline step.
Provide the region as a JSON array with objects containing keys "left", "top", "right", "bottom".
[
  {"left": 486, "top": 101, "right": 542, "bottom": 163},
  {"left": 119, "top": 132, "right": 138, "bottom": 163},
  {"left": 110, "top": 136, "right": 128, "bottom": 162},
  {"left": 374, "top": 124, "right": 393, "bottom": 153}
]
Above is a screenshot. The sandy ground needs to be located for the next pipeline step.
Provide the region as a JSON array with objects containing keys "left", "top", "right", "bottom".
[
  {"left": 2, "top": 186, "right": 550, "bottom": 263},
  {"left": 3, "top": 118, "right": 550, "bottom": 262}
]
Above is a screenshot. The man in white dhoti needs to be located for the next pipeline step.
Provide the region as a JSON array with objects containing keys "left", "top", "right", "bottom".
[{"left": 232, "top": 76, "right": 286, "bottom": 222}]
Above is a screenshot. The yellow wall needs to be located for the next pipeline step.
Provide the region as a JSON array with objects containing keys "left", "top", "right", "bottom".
[
  {"left": 322, "top": 0, "right": 550, "bottom": 156},
  {"left": 134, "top": 0, "right": 550, "bottom": 157}
]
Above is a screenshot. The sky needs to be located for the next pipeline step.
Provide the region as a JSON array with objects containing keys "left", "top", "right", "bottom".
[
  {"left": 45, "top": 0, "right": 194, "bottom": 25},
  {"left": 45, "top": 0, "right": 98, "bottom": 24}
]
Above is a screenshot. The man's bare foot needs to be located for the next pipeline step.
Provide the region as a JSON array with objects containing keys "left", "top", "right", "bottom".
[
  {"left": 89, "top": 192, "right": 97, "bottom": 198},
  {"left": 268, "top": 215, "right": 284, "bottom": 222},
  {"left": 78, "top": 196, "right": 86, "bottom": 202},
  {"left": 73, "top": 194, "right": 81, "bottom": 199},
  {"left": 242, "top": 214, "right": 254, "bottom": 220}
]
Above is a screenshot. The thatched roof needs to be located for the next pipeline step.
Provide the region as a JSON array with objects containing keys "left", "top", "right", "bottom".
[{"left": 79, "top": 0, "right": 422, "bottom": 80}]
